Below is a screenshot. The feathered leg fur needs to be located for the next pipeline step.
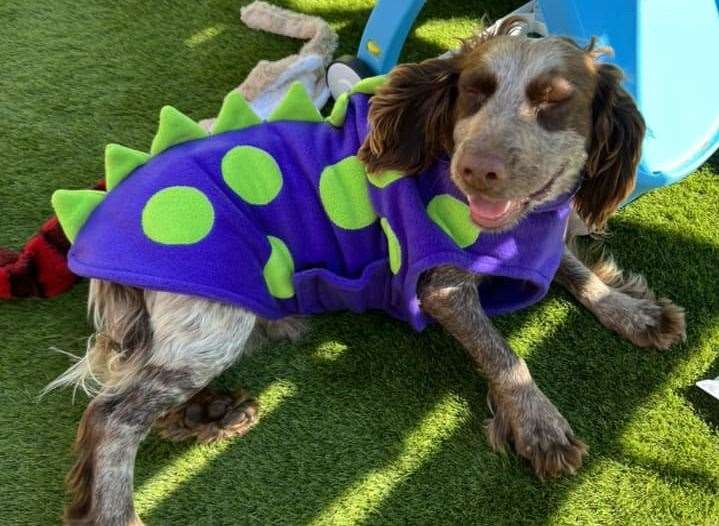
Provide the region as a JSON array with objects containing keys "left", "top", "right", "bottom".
[
  {"left": 52, "top": 281, "right": 257, "bottom": 526},
  {"left": 555, "top": 233, "right": 686, "bottom": 349}
]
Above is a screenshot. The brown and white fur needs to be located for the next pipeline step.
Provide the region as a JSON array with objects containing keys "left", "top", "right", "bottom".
[{"left": 49, "top": 19, "right": 686, "bottom": 525}]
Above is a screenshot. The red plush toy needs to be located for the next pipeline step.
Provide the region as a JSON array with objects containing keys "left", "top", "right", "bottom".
[{"left": 0, "top": 180, "right": 104, "bottom": 300}]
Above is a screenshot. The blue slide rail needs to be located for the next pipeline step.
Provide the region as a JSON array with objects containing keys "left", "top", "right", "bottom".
[{"left": 357, "top": 0, "right": 427, "bottom": 75}]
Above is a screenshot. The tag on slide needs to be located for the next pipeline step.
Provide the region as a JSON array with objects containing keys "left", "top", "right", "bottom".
[{"left": 697, "top": 377, "right": 719, "bottom": 401}]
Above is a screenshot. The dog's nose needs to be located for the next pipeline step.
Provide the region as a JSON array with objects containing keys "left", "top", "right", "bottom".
[{"left": 458, "top": 151, "right": 506, "bottom": 189}]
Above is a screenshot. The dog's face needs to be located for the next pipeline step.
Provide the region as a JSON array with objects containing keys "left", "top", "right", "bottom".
[
  {"left": 451, "top": 36, "right": 595, "bottom": 230},
  {"left": 358, "top": 19, "right": 645, "bottom": 231}
]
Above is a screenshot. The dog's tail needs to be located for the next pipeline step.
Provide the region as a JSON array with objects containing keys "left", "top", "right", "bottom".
[{"left": 43, "top": 280, "right": 152, "bottom": 398}]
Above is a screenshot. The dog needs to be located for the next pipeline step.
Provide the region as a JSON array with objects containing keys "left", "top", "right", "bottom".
[{"left": 50, "top": 18, "right": 685, "bottom": 525}]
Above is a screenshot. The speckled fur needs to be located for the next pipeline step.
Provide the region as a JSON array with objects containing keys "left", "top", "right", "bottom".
[{"left": 61, "top": 285, "right": 257, "bottom": 525}]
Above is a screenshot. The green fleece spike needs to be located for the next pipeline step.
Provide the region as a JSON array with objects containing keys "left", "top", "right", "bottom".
[
  {"left": 51, "top": 189, "right": 106, "bottom": 243},
  {"left": 326, "top": 76, "right": 388, "bottom": 128},
  {"left": 326, "top": 92, "right": 350, "bottom": 128},
  {"left": 212, "top": 91, "right": 261, "bottom": 134},
  {"left": 268, "top": 82, "right": 323, "bottom": 123},
  {"left": 105, "top": 144, "right": 150, "bottom": 191},
  {"left": 352, "top": 75, "right": 387, "bottom": 95},
  {"left": 150, "top": 106, "right": 208, "bottom": 155}
]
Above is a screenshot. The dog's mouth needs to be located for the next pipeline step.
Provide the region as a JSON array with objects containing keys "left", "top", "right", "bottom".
[
  {"left": 467, "top": 174, "right": 558, "bottom": 230},
  {"left": 468, "top": 195, "right": 525, "bottom": 229}
]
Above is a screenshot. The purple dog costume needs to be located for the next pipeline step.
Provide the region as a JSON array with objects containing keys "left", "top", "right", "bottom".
[{"left": 53, "top": 79, "right": 571, "bottom": 331}]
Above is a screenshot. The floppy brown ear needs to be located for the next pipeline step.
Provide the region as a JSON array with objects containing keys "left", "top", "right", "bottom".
[
  {"left": 358, "top": 57, "right": 458, "bottom": 174},
  {"left": 575, "top": 63, "right": 645, "bottom": 230}
]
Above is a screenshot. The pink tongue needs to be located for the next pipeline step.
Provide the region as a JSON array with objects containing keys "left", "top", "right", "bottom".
[{"left": 468, "top": 195, "right": 514, "bottom": 219}]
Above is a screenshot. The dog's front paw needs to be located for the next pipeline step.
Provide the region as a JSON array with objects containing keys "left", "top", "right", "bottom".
[
  {"left": 628, "top": 296, "right": 686, "bottom": 350},
  {"left": 486, "top": 387, "right": 587, "bottom": 480},
  {"left": 597, "top": 291, "right": 686, "bottom": 350},
  {"left": 156, "top": 388, "right": 258, "bottom": 443}
]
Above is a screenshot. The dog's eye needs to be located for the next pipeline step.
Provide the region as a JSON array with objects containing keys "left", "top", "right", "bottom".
[
  {"left": 545, "top": 80, "right": 574, "bottom": 103},
  {"left": 460, "top": 70, "right": 497, "bottom": 103},
  {"left": 529, "top": 76, "right": 574, "bottom": 108},
  {"left": 463, "top": 86, "right": 490, "bottom": 103},
  {"left": 458, "top": 83, "right": 493, "bottom": 114}
]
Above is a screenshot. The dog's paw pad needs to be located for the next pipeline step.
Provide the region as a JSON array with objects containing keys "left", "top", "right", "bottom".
[
  {"left": 197, "top": 395, "right": 258, "bottom": 443},
  {"left": 259, "top": 316, "right": 308, "bottom": 343},
  {"left": 156, "top": 388, "right": 258, "bottom": 443}
]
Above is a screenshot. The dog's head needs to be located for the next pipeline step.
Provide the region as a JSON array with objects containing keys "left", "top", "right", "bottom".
[{"left": 358, "top": 18, "right": 645, "bottom": 231}]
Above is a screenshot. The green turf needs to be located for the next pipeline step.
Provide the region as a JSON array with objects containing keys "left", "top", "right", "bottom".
[{"left": 1, "top": 1, "right": 718, "bottom": 524}]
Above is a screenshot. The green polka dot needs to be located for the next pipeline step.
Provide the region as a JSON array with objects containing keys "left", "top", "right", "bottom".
[
  {"left": 380, "top": 218, "right": 402, "bottom": 274},
  {"left": 367, "top": 169, "right": 407, "bottom": 188},
  {"left": 426, "top": 194, "right": 480, "bottom": 248},
  {"left": 142, "top": 186, "right": 214, "bottom": 245},
  {"left": 319, "top": 155, "right": 377, "bottom": 230},
  {"left": 222, "top": 146, "right": 283, "bottom": 205},
  {"left": 263, "top": 235, "right": 295, "bottom": 299}
]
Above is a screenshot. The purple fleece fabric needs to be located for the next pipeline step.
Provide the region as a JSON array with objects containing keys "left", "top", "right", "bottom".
[{"left": 68, "top": 93, "right": 571, "bottom": 331}]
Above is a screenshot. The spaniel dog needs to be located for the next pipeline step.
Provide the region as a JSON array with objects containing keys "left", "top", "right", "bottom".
[{"left": 51, "top": 19, "right": 685, "bottom": 525}]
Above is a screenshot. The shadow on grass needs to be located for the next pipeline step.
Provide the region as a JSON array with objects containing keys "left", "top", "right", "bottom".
[{"left": 131, "top": 214, "right": 718, "bottom": 525}]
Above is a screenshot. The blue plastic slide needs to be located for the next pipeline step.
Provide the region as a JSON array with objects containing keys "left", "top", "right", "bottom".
[{"left": 352, "top": 0, "right": 719, "bottom": 201}]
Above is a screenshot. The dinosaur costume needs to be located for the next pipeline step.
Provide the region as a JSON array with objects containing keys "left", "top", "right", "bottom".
[{"left": 52, "top": 79, "right": 572, "bottom": 331}]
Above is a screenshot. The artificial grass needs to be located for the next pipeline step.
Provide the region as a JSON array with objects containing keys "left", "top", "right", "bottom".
[{"left": 1, "top": 1, "right": 718, "bottom": 524}]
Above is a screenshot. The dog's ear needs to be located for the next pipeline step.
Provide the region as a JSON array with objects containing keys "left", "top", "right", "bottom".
[
  {"left": 357, "top": 16, "right": 528, "bottom": 175},
  {"left": 574, "top": 62, "right": 645, "bottom": 230},
  {"left": 358, "top": 57, "right": 459, "bottom": 174}
]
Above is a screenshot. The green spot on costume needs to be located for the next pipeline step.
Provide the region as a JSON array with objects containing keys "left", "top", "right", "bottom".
[
  {"left": 222, "top": 146, "right": 283, "bottom": 205},
  {"left": 141, "top": 186, "right": 215, "bottom": 245},
  {"left": 426, "top": 194, "right": 480, "bottom": 248},
  {"left": 263, "top": 235, "right": 295, "bottom": 299},
  {"left": 319, "top": 156, "right": 377, "bottom": 230}
]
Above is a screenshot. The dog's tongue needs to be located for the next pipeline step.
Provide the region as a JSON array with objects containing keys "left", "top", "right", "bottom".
[{"left": 468, "top": 195, "right": 514, "bottom": 220}]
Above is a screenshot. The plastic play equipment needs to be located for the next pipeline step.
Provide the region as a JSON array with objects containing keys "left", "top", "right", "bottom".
[
  {"left": 327, "top": 0, "right": 719, "bottom": 202},
  {"left": 327, "top": 1, "right": 426, "bottom": 96}
]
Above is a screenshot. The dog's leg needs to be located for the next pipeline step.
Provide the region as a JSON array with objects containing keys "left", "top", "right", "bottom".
[
  {"left": 64, "top": 292, "right": 256, "bottom": 526},
  {"left": 154, "top": 316, "right": 307, "bottom": 443},
  {"left": 419, "top": 265, "right": 587, "bottom": 479},
  {"left": 555, "top": 246, "right": 685, "bottom": 349}
]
